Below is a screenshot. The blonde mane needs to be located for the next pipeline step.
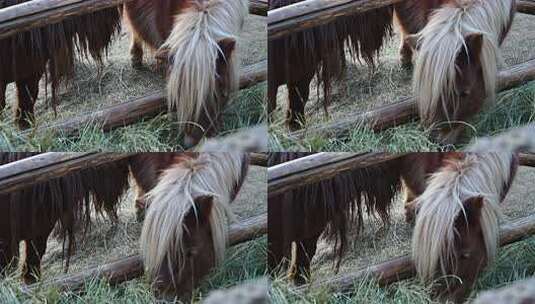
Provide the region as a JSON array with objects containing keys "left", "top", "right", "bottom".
[
  {"left": 412, "top": 153, "right": 514, "bottom": 282},
  {"left": 413, "top": 0, "right": 514, "bottom": 126},
  {"left": 140, "top": 152, "right": 247, "bottom": 284},
  {"left": 162, "top": 0, "right": 248, "bottom": 131}
]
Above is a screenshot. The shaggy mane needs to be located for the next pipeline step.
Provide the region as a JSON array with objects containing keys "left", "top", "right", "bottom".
[
  {"left": 140, "top": 152, "right": 247, "bottom": 284},
  {"left": 162, "top": 0, "right": 248, "bottom": 131},
  {"left": 412, "top": 153, "right": 515, "bottom": 282},
  {"left": 413, "top": 0, "right": 514, "bottom": 126},
  {"left": 0, "top": 0, "right": 121, "bottom": 107}
]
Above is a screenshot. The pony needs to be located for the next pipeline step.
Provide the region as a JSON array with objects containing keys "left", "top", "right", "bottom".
[
  {"left": 411, "top": 153, "right": 518, "bottom": 303},
  {"left": 410, "top": 125, "right": 535, "bottom": 303},
  {"left": 0, "top": 152, "right": 250, "bottom": 302},
  {"left": 393, "top": 0, "right": 455, "bottom": 68},
  {"left": 267, "top": 152, "right": 513, "bottom": 287},
  {"left": 267, "top": 152, "right": 403, "bottom": 284},
  {"left": 137, "top": 152, "right": 250, "bottom": 300},
  {"left": 123, "top": 0, "right": 249, "bottom": 147},
  {"left": 0, "top": 153, "right": 130, "bottom": 284},
  {"left": 268, "top": 0, "right": 393, "bottom": 130},
  {"left": 0, "top": 1, "right": 121, "bottom": 128},
  {"left": 395, "top": 0, "right": 516, "bottom": 144}
]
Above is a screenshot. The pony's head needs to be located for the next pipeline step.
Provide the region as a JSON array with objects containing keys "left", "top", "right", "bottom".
[
  {"left": 140, "top": 153, "right": 248, "bottom": 300},
  {"left": 438, "top": 196, "right": 489, "bottom": 303},
  {"left": 412, "top": 0, "right": 513, "bottom": 144},
  {"left": 411, "top": 153, "right": 514, "bottom": 303},
  {"left": 413, "top": 193, "right": 499, "bottom": 303},
  {"left": 151, "top": 195, "right": 218, "bottom": 300},
  {"left": 157, "top": 0, "right": 248, "bottom": 148}
]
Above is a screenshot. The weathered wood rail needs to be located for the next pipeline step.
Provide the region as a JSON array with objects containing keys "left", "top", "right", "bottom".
[
  {"left": 268, "top": 153, "right": 535, "bottom": 198},
  {"left": 295, "top": 213, "right": 535, "bottom": 294},
  {"left": 249, "top": 0, "right": 268, "bottom": 16},
  {"left": 0, "top": 153, "right": 133, "bottom": 195},
  {"left": 250, "top": 153, "right": 268, "bottom": 167},
  {"left": 28, "top": 60, "right": 266, "bottom": 138},
  {"left": 268, "top": 0, "right": 535, "bottom": 41},
  {"left": 289, "top": 59, "right": 535, "bottom": 140},
  {"left": 517, "top": 0, "right": 535, "bottom": 15},
  {"left": 0, "top": 152, "right": 266, "bottom": 195},
  {"left": 25, "top": 213, "right": 267, "bottom": 293},
  {"left": 268, "top": 152, "right": 406, "bottom": 197},
  {"left": 519, "top": 153, "right": 535, "bottom": 167},
  {"left": 268, "top": 0, "right": 403, "bottom": 40},
  {"left": 0, "top": 0, "right": 267, "bottom": 40}
]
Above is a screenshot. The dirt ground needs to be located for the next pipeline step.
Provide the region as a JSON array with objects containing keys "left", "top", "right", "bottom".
[
  {"left": 1, "top": 13, "right": 266, "bottom": 138},
  {"left": 271, "top": 12, "right": 535, "bottom": 134},
  {"left": 38, "top": 164, "right": 267, "bottom": 280},
  {"left": 308, "top": 166, "right": 535, "bottom": 282}
]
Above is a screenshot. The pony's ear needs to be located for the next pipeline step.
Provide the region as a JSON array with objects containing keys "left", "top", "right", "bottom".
[
  {"left": 461, "top": 33, "right": 484, "bottom": 64},
  {"left": 404, "top": 34, "right": 420, "bottom": 51},
  {"left": 462, "top": 196, "right": 484, "bottom": 224},
  {"left": 218, "top": 38, "right": 236, "bottom": 61},
  {"left": 193, "top": 195, "right": 214, "bottom": 224}
]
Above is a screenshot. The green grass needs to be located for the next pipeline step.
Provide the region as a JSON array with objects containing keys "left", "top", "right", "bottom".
[
  {"left": 269, "top": 81, "right": 535, "bottom": 152},
  {"left": 270, "top": 237, "right": 535, "bottom": 304},
  {"left": 0, "top": 237, "right": 267, "bottom": 304},
  {"left": 0, "top": 84, "right": 266, "bottom": 152}
]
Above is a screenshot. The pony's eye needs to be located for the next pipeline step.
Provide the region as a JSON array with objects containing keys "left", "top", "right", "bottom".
[
  {"left": 187, "top": 248, "right": 198, "bottom": 257},
  {"left": 461, "top": 252, "right": 471, "bottom": 259},
  {"left": 459, "top": 90, "right": 470, "bottom": 98}
]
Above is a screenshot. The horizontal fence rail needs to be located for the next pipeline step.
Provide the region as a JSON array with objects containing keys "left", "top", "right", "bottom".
[
  {"left": 288, "top": 59, "right": 535, "bottom": 141},
  {"left": 0, "top": 0, "right": 267, "bottom": 40},
  {"left": 295, "top": 213, "right": 535, "bottom": 294},
  {"left": 268, "top": 0, "right": 403, "bottom": 40},
  {"left": 0, "top": 153, "right": 133, "bottom": 195},
  {"left": 268, "top": 152, "right": 406, "bottom": 197},
  {"left": 268, "top": 0, "right": 535, "bottom": 40},
  {"left": 24, "top": 213, "right": 267, "bottom": 293},
  {"left": 24, "top": 60, "right": 266, "bottom": 138},
  {"left": 0, "top": 152, "right": 266, "bottom": 195}
]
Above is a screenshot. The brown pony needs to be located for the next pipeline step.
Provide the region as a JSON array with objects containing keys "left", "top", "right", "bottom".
[
  {"left": 0, "top": 1, "right": 121, "bottom": 128},
  {"left": 136, "top": 152, "right": 250, "bottom": 300},
  {"left": 267, "top": 152, "right": 403, "bottom": 284},
  {"left": 0, "top": 152, "right": 250, "bottom": 302},
  {"left": 268, "top": 0, "right": 393, "bottom": 130},
  {"left": 394, "top": 0, "right": 516, "bottom": 144},
  {"left": 0, "top": 153, "right": 130, "bottom": 284},
  {"left": 123, "top": 0, "right": 249, "bottom": 147},
  {"left": 267, "top": 152, "right": 514, "bottom": 289},
  {"left": 411, "top": 153, "right": 518, "bottom": 303}
]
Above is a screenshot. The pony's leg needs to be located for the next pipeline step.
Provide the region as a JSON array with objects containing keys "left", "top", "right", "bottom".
[
  {"left": 267, "top": 83, "right": 278, "bottom": 118},
  {"left": 402, "top": 181, "right": 419, "bottom": 224},
  {"left": 130, "top": 33, "right": 144, "bottom": 68},
  {"left": 399, "top": 31, "right": 414, "bottom": 69},
  {"left": 15, "top": 76, "right": 40, "bottom": 129},
  {"left": 22, "top": 236, "right": 47, "bottom": 284},
  {"left": 291, "top": 237, "right": 318, "bottom": 285},
  {"left": 0, "top": 81, "right": 6, "bottom": 112},
  {"left": 286, "top": 79, "right": 311, "bottom": 131},
  {"left": 134, "top": 186, "right": 147, "bottom": 222}
]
